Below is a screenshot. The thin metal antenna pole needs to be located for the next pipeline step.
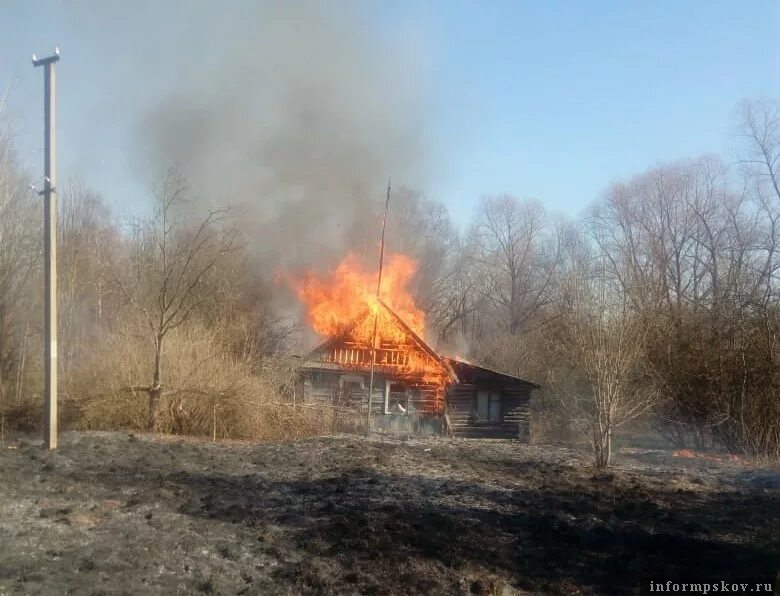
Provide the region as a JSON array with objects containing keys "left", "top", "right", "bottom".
[
  {"left": 366, "top": 178, "right": 391, "bottom": 435},
  {"left": 33, "top": 48, "right": 60, "bottom": 449}
]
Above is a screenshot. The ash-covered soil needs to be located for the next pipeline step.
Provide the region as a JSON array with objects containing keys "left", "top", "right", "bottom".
[{"left": 0, "top": 432, "right": 777, "bottom": 595}]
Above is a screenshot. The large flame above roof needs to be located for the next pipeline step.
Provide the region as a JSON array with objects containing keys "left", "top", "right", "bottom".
[
  {"left": 286, "top": 251, "right": 452, "bottom": 409},
  {"left": 288, "top": 252, "right": 425, "bottom": 344}
]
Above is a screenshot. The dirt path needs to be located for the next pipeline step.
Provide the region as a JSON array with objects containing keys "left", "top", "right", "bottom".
[{"left": 0, "top": 432, "right": 777, "bottom": 595}]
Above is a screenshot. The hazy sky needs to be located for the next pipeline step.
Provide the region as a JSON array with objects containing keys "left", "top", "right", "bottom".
[{"left": 1, "top": 0, "right": 779, "bottom": 225}]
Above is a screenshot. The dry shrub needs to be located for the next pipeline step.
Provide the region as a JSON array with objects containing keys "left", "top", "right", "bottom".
[
  {"left": 62, "top": 318, "right": 150, "bottom": 430},
  {"left": 58, "top": 318, "right": 345, "bottom": 441},
  {"left": 0, "top": 393, "right": 82, "bottom": 435},
  {"left": 6, "top": 315, "right": 357, "bottom": 442},
  {"left": 530, "top": 410, "right": 574, "bottom": 445},
  {"left": 0, "top": 396, "right": 43, "bottom": 433},
  {"left": 529, "top": 391, "right": 575, "bottom": 445}
]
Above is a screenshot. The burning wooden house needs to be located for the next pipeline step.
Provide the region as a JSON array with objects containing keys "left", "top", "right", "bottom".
[
  {"left": 299, "top": 299, "right": 539, "bottom": 438},
  {"left": 289, "top": 253, "right": 539, "bottom": 439}
]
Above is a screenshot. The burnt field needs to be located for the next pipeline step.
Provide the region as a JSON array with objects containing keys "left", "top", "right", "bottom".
[{"left": 0, "top": 432, "right": 778, "bottom": 595}]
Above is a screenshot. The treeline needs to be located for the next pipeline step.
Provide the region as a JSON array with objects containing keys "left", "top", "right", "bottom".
[
  {"left": 392, "top": 98, "right": 780, "bottom": 461},
  {"left": 1, "top": 99, "right": 779, "bottom": 460},
  {"left": 418, "top": 99, "right": 780, "bottom": 460},
  {"left": 0, "top": 152, "right": 302, "bottom": 439}
]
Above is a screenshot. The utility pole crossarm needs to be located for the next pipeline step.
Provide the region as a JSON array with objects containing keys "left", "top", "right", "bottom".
[
  {"left": 32, "top": 53, "right": 60, "bottom": 67},
  {"left": 33, "top": 48, "right": 60, "bottom": 450}
]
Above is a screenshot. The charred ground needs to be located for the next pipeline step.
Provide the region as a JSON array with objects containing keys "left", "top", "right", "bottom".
[{"left": 0, "top": 432, "right": 777, "bottom": 595}]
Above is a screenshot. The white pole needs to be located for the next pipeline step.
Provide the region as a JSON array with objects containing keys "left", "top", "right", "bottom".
[{"left": 33, "top": 48, "right": 60, "bottom": 449}]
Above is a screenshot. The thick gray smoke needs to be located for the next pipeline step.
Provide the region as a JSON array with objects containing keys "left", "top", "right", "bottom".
[{"left": 120, "top": 1, "right": 429, "bottom": 270}]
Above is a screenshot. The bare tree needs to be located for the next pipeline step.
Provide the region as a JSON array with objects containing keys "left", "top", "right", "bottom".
[
  {"left": 115, "top": 170, "right": 238, "bottom": 430},
  {"left": 429, "top": 234, "right": 487, "bottom": 346},
  {"left": 740, "top": 99, "right": 780, "bottom": 202},
  {"left": 387, "top": 188, "right": 458, "bottom": 327},
  {"left": 58, "top": 183, "right": 117, "bottom": 370},
  {"left": 0, "top": 123, "right": 39, "bottom": 412},
  {"left": 471, "top": 196, "right": 560, "bottom": 336},
  {"left": 550, "top": 260, "right": 659, "bottom": 468}
]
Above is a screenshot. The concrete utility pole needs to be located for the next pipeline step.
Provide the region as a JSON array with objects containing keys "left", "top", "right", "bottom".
[{"left": 33, "top": 48, "right": 60, "bottom": 450}]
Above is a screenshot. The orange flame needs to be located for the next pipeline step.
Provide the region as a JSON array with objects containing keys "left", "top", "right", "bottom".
[
  {"left": 286, "top": 252, "right": 450, "bottom": 396},
  {"left": 448, "top": 353, "right": 472, "bottom": 364},
  {"left": 289, "top": 252, "right": 424, "bottom": 343}
]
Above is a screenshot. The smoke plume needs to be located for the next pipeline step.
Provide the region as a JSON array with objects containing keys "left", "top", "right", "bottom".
[{"left": 122, "top": 1, "right": 430, "bottom": 269}]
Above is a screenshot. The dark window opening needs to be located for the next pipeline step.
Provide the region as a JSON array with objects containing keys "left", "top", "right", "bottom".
[
  {"left": 310, "top": 371, "right": 337, "bottom": 386},
  {"left": 338, "top": 375, "right": 366, "bottom": 407},
  {"left": 387, "top": 381, "right": 409, "bottom": 414},
  {"left": 475, "top": 390, "right": 502, "bottom": 422}
]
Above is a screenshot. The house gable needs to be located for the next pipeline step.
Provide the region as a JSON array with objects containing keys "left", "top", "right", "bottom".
[{"left": 304, "top": 298, "right": 453, "bottom": 384}]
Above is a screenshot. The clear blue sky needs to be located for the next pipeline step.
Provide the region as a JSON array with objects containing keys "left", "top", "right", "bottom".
[{"left": 1, "top": 1, "right": 779, "bottom": 224}]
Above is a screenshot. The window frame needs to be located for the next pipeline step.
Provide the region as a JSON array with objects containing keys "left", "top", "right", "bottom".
[
  {"left": 475, "top": 389, "right": 502, "bottom": 422},
  {"left": 384, "top": 379, "right": 410, "bottom": 415}
]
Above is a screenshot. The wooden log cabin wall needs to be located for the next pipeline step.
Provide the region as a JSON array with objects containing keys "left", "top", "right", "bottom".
[
  {"left": 442, "top": 358, "right": 538, "bottom": 439},
  {"left": 298, "top": 302, "right": 539, "bottom": 439}
]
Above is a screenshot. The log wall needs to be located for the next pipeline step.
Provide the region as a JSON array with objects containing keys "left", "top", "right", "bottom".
[
  {"left": 302, "top": 371, "right": 445, "bottom": 414},
  {"left": 302, "top": 366, "right": 534, "bottom": 440},
  {"left": 445, "top": 383, "right": 531, "bottom": 440}
]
